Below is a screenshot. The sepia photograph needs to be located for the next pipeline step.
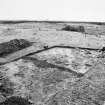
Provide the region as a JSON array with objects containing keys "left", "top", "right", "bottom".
[{"left": 0, "top": 0, "right": 105, "bottom": 105}]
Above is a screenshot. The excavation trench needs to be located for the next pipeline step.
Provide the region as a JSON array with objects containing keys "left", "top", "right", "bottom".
[
  {"left": 0, "top": 43, "right": 101, "bottom": 78},
  {"left": 0, "top": 44, "right": 101, "bottom": 65},
  {"left": 23, "top": 56, "right": 84, "bottom": 77}
]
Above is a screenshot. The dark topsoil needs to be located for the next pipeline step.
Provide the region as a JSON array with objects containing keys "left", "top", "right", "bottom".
[{"left": 0, "top": 39, "right": 32, "bottom": 57}]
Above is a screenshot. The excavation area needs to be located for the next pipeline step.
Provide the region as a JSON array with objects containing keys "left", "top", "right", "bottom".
[{"left": 0, "top": 21, "right": 105, "bottom": 105}]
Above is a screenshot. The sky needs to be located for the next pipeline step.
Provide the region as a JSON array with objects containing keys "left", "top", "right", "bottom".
[{"left": 0, "top": 0, "right": 105, "bottom": 22}]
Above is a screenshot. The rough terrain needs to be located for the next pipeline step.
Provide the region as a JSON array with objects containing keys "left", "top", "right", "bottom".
[{"left": 0, "top": 21, "right": 105, "bottom": 105}]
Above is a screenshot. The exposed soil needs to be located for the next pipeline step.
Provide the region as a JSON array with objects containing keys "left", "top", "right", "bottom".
[{"left": 0, "top": 21, "right": 105, "bottom": 105}]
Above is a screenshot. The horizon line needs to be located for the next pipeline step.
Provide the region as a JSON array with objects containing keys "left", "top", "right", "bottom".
[{"left": 0, "top": 20, "right": 105, "bottom": 25}]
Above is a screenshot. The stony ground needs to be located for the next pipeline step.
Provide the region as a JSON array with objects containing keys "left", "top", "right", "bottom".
[{"left": 0, "top": 21, "right": 105, "bottom": 105}]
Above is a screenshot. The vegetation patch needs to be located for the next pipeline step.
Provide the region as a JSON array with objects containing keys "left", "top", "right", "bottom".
[
  {"left": 0, "top": 96, "right": 32, "bottom": 105},
  {"left": 0, "top": 39, "right": 32, "bottom": 57},
  {"left": 62, "top": 25, "right": 85, "bottom": 33}
]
